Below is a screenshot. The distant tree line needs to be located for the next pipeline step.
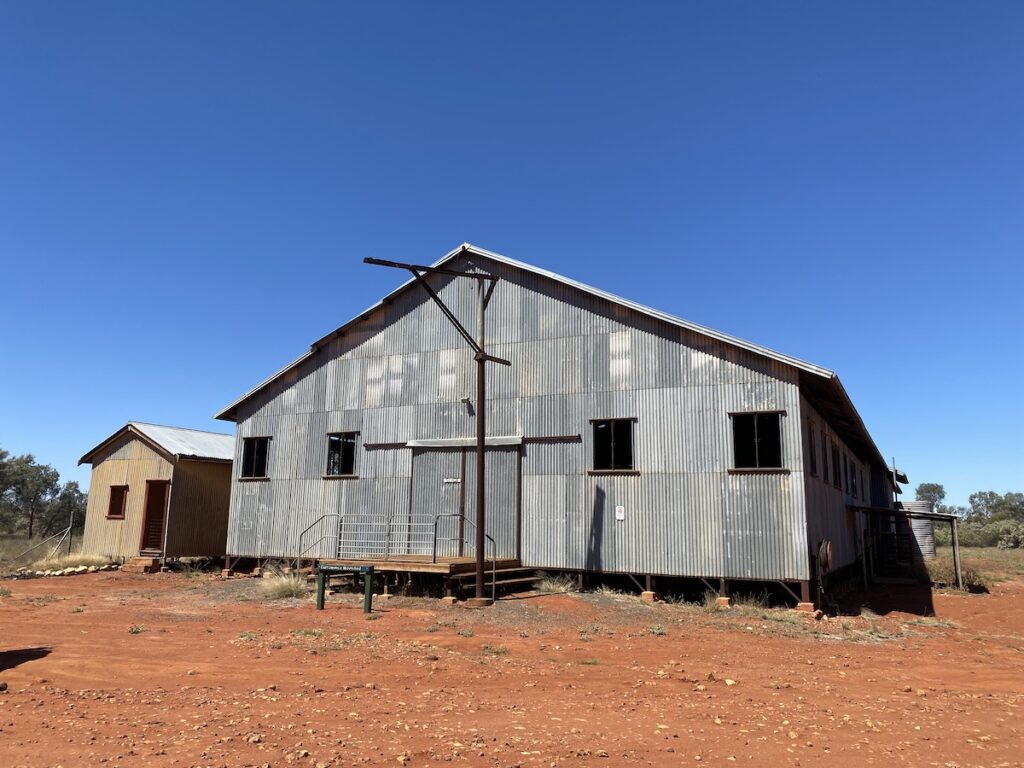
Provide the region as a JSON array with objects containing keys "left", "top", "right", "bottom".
[
  {"left": 916, "top": 483, "right": 1024, "bottom": 549},
  {"left": 0, "top": 448, "right": 87, "bottom": 539}
]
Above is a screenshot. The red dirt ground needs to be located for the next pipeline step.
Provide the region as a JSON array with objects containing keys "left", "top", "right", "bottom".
[{"left": 1, "top": 570, "right": 1022, "bottom": 768}]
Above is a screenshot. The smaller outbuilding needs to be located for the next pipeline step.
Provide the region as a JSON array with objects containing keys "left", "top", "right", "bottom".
[{"left": 78, "top": 423, "right": 234, "bottom": 568}]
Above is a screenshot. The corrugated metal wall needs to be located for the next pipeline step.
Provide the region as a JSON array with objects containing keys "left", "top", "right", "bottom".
[
  {"left": 799, "top": 395, "right": 873, "bottom": 572},
  {"left": 81, "top": 435, "right": 174, "bottom": 559},
  {"left": 226, "top": 253, "right": 813, "bottom": 580},
  {"left": 164, "top": 460, "right": 232, "bottom": 557}
]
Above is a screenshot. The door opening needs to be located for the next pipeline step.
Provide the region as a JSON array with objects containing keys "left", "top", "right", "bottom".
[{"left": 140, "top": 480, "right": 170, "bottom": 554}]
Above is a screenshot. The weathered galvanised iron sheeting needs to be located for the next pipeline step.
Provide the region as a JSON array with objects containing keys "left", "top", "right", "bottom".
[
  {"left": 81, "top": 434, "right": 174, "bottom": 559},
  {"left": 221, "top": 247, "right": 890, "bottom": 583},
  {"left": 80, "top": 428, "right": 233, "bottom": 560},
  {"left": 799, "top": 395, "right": 881, "bottom": 572},
  {"left": 164, "top": 459, "right": 232, "bottom": 558}
]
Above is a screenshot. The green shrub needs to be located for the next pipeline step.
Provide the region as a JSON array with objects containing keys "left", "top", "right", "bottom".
[
  {"left": 996, "top": 522, "right": 1024, "bottom": 550},
  {"left": 950, "top": 520, "right": 1024, "bottom": 549}
]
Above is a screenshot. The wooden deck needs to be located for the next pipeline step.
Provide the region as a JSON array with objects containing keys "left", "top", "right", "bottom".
[{"left": 320, "top": 555, "right": 521, "bottom": 575}]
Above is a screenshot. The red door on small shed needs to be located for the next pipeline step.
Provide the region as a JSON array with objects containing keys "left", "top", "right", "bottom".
[{"left": 140, "top": 480, "right": 170, "bottom": 553}]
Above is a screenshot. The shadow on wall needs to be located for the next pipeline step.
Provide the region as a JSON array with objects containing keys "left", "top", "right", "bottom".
[
  {"left": 0, "top": 646, "right": 51, "bottom": 672},
  {"left": 586, "top": 487, "right": 605, "bottom": 572}
]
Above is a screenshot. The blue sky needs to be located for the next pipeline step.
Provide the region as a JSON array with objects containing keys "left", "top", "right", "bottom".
[{"left": 1, "top": 2, "right": 1021, "bottom": 506}]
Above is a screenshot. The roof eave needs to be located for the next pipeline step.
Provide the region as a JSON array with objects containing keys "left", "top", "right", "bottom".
[
  {"left": 820, "top": 373, "right": 889, "bottom": 470},
  {"left": 214, "top": 349, "right": 315, "bottom": 422}
]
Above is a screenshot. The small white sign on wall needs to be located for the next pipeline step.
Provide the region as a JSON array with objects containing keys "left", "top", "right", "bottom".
[{"left": 615, "top": 505, "right": 625, "bottom": 521}]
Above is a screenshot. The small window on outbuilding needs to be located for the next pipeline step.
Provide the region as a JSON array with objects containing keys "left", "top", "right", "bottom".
[
  {"left": 807, "top": 420, "right": 818, "bottom": 476},
  {"left": 326, "top": 432, "right": 358, "bottom": 477},
  {"left": 731, "top": 412, "right": 783, "bottom": 469},
  {"left": 107, "top": 485, "right": 127, "bottom": 519},
  {"left": 592, "top": 419, "right": 635, "bottom": 471},
  {"left": 241, "top": 436, "right": 270, "bottom": 479}
]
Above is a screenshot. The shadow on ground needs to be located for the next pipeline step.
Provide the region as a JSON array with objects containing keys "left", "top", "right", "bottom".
[{"left": 0, "top": 647, "right": 51, "bottom": 671}]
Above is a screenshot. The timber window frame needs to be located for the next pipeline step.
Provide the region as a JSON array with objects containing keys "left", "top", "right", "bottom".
[
  {"left": 324, "top": 432, "right": 359, "bottom": 479},
  {"left": 239, "top": 436, "right": 270, "bottom": 480},
  {"left": 106, "top": 485, "right": 128, "bottom": 520},
  {"left": 831, "top": 443, "right": 842, "bottom": 489},
  {"left": 729, "top": 411, "right": 786, "bottom": 473},
  {"left": 589, "top": 418, "right": 637, "bottom": 474}
]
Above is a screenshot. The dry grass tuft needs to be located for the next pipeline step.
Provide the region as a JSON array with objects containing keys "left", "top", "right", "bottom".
[
  {"left": 732, "top": 590, "right": 771, "bottom": 609},
  {"left": 926, "top": 559, "right": 987, "bottom": 591},
  {"left": 535, "top": 574, "right": 577, "bottom": 594},
  {"left": 700, "top": 589, "right": 721, "bottom": 613},
  {"left": 260, "top": 573, "right": 309, "bottom": 600}
]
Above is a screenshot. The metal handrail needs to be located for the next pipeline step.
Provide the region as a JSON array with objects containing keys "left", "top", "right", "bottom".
[
  {"left": 295, "top": 513, "right": 342, "bottom": 569},
  {"left": 432, "top": 513, "right": 497, "bottom": 602}
]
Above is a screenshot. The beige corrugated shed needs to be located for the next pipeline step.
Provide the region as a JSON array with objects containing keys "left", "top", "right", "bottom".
[{"left": 78, "top": 423, "right": 234, "bottom": 561}]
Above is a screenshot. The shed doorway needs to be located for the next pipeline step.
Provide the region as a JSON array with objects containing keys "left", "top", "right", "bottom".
[
  {"left": 407, "top": 446, "right": 519, "bottom": 560},
  {"left": 140, "top": 480, "right": 170, "bottom": 554}
]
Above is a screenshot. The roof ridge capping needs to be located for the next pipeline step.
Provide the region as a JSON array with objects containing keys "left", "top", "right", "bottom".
[{"left": 128, "top": 420, "right": 234, "bottom": 437}]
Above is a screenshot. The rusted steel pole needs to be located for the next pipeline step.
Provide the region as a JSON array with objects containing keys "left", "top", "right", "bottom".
[{"left": 475, "top": 277, "right": 486, "bottom": 600}]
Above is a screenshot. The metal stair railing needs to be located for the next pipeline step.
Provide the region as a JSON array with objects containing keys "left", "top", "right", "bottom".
[
  {"left": 432, "top": 513, "right": 497, "bottom": 602},
  {"left": 337, "top": 512, "right": 391, "bottom": 559},
  {"left": 294, "top": 513, "right": 342, "bottom": 570}
]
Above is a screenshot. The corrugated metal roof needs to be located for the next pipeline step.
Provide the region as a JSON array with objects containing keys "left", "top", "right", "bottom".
[
  {"left": 79, "top": 422, "right": 235, "bottom": 465},
  {"left": 214, "top": 243, "right": 835, "bottom": 422}
]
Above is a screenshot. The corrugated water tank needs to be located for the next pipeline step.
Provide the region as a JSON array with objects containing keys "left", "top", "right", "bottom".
[{"left": 903, "top": 501, "right": 937, "bottom": 560}]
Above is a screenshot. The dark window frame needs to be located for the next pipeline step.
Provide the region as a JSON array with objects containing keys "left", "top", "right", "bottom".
[
  {"left": 820, "top": 428, "right": 829, "bottom": 484},
  {"left": 240, "top": 436, "right": 271, "bottom": 480},
  {"left": 831, "top": 442, "right": 842, "bottom": 489},
  {"left": 807, "top": 419, "right": 818, "bottom": 476},
  {"left": 106, "top": 485, "right": 128, "bottom": 519},
  {"left": 729, "top": 411, "right": 785, "bottom": 471},
  {"left": 589, "top": 417, "right": 637, "bottom": 474},
  {"left": 325, "top": 432, "right": 359, "bottom": 479}
]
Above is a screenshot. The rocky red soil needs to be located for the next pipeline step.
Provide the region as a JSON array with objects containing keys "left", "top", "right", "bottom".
[{"left": 1, "top": 568, "right": 1021, "bottom": 767}]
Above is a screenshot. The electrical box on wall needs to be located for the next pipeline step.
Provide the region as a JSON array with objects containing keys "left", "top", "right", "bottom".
[{"left": 615, "top": 505, "right": 625, "bottom": 521}]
